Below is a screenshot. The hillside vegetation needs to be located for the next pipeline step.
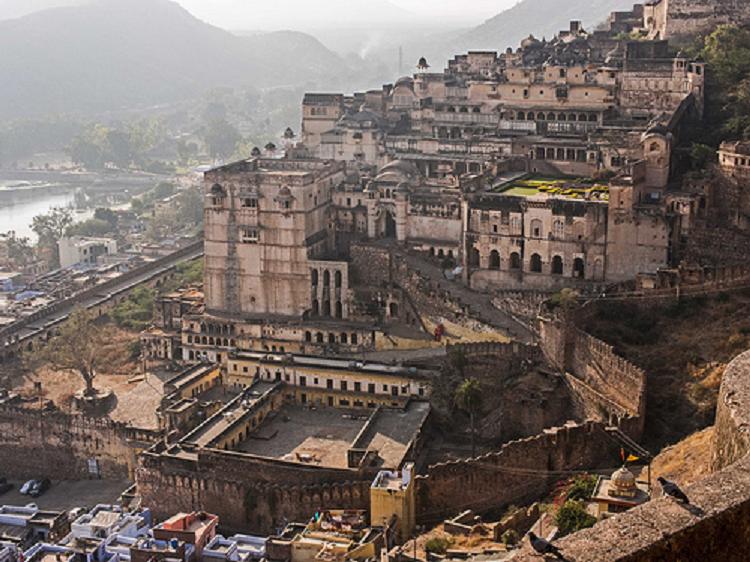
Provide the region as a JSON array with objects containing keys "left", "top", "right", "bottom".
[
  {"left": 0, "top": 0, "right": 351, "bottom": 119},
  {"left": 580, "top": 291, "right": 750, "bottom": 450}
]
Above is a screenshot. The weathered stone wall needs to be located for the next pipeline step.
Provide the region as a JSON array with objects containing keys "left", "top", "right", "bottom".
[
  {"left": 711, "top": 350, "right": 750, "bottom": 471},
  {"left": 136, "top": 447, "right": 372, "bottom": 534},
  {"left": 415, "top": 421, "right": 617, "bottom": 525},
  {"left": 538, "top": 318, "right": 646, "bottom": 435},
  {"left": 514, "top": 349, "right": 750, "bottom": 561},
  {"left": 0, "top": 404, "right": 158, "bottom": 480},
  {"left": 663, "top": 0, "right": 749, "bottom": 40}
]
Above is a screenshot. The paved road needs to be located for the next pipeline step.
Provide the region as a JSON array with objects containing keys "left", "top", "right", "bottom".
[{"left": 393, "top": 247, "right": 535, "bottom": 344}]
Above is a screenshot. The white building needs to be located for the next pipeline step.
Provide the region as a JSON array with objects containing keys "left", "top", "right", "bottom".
[{"left": 58, "top": 237, "right": 118, "bottom": 269}]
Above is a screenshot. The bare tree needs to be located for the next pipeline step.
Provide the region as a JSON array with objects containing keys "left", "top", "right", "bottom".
[{"left": 32, "top": 307, "right": 113, "bottom": 396}]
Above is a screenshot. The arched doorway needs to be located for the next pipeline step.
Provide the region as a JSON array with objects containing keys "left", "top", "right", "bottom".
[
  {"left": 573, "top": 258, "right": 585, "bottom": 279},
  {"left": 530, "top": 254, "right": 542, "bottom": 273},
  {"left": 384, "top": 210, "right": 396, "bottom": 238},
  {"left": 551, "top": 256, "right": 563, "bottom": 275}
]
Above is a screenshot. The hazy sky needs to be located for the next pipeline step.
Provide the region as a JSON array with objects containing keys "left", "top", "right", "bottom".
[{"left": 175, "top": 0, "right": 517, "bottom": 30}]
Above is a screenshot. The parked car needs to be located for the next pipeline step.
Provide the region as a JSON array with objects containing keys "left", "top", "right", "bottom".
[
  {"left": 29, "top": 479, "right": 50, "bottom": 498},
  {"left": 68, "top": 508, "right": 86, "bottom": 522},
  {"left": 20, "top": 480, "right": 35, "bottom": 495}
]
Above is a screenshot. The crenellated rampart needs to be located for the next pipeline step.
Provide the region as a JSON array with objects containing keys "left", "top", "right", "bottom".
[{"left": 514, "top": 348, "right": 750, "bottom": 561}]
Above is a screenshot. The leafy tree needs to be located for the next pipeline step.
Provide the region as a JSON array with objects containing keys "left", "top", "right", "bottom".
[
  {"left": 2, "top": 231, "right": 34, "bottom": 267},
  {"left": 424, "top": 537, "right": 451, "bottom": 555},
  {"left": 32, "top": 207, "right": 73, "bottom": 267},
  {"left": 555, "top": 500, "right": 597, "bottom": 537},
  {"left": 203, "top": 119, "right": 241, "bottom": 159},
  {"left": 566, "top": 475, "right": 597, "bottom": 502},
  {"left": 699, "top": 26, "right": 750, "bottom": 143},
  {"left": 455, "top": 378, "right": 483, "bottom": 457},
  {"left": 93, "top": 207, "right": 119, "bottom": 229},
  {"left": 66, "top": 218, "right": 113, "bottom": 237},
  {"left": 153, "top": 181, "right": 175, "bottom": 199},
  {"left": 689, "top": 143, "right": 717, "bottom": 170},
  {"left": 32, "top": 308, "right": 114, "bottom": 396},
  {"left": 112, "top": 286, "right": 156, "bottom": 330}
]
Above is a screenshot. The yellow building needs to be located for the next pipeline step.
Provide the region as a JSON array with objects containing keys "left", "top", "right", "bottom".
[
  {"left": 226, "top": 352, "right": 431, "bottom": 410},
  {"left": 370, "top": 463, "right": 416, "bottom": 542}
]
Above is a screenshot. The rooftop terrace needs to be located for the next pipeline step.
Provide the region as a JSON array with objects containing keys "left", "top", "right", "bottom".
[{"left": 494, "top": 176, "right": 610, "bottom": 202}]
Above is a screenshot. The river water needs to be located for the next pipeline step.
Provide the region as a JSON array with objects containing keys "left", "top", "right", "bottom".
[{"left": 0, "top": 189, "right": 94, "bottom": 240}]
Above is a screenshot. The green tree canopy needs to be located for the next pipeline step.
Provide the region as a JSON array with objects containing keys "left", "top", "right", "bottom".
[
  {"left": 555, "top": 500, "right": 597, "bottom": 537},
  {"left": 455, "top": 378, "right": 483, "bottom": 457},
  {"left": 32, "top": 207, "right": 73, "bottom": 268}
]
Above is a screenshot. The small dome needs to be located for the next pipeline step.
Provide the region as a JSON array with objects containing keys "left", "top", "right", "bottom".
[
  {"left": 521, "top": 34, "right": 540, "bottom": 49},
  {"left": 418, "top": 57, "right": 430, "bottom": 69},
  {"left": 610, "top": 466, "right": 637, "bottom": 497}
]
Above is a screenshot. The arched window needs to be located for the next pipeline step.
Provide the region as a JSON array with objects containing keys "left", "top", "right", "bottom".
[
  {"left": 547, "top": 112, "right": 555, "bottom": 121},
  {"left": 489, "top": 250, "right": 500, "bottom": 270},
  {"left": 323, "top": 300, "right": 331, "bottom": 316},
  {"left": 389, "top": 302, "right": 399, "bottom": 317},
  {"left": 579, "top": 113, "right": 588, "bottom": 122},
  {"left": 558, "top": 113, "right": 567, "bottom": 121},
  {"left": 537, "top": 112, "right": 546, "bottom": 120},
  {"left": 335, "top": 301, "right": 343, "bottom": 319},
  {"left": 552, "top": 256, "right": 563, "bottom": 275},
  {"left": 470, "top": 248, "right": 480, "bottom": 267},
  {"left": 530, "top": 253, "right": 543, "bottom": 273},
  {"left": 530, "top": 219, "right": 543, "bottom": 238},
  {"left": 323, "top": 270, "right": 331, "bottom": 285},
  {"left": 340, "top": 333, "right": 348, "bottom": 344},
  {"left": 574, "top": 258, "right": 585, "bottom": 278},
  {"left": 312, "top": 300, "right": 319, "bottom": 316},
  {"left": 649, "top": 141, "right": 660, "bottom": 152},
  {"left": 328, "top": 333, "right": 336, "bottom": 344},
  {"left": 569, "top": 113, "right": 577, "bottom": 122},
  {"left": 553, "top": 220, "right": 565, "bottom": 239},
  {"left": 311, "top": 269, "right": 318, "bottom": 287},
  {"left": 305, "top": 331, "right": 312, "bottom": 342},
  {"left": 335, "top": 271, "right": 342, "bottom": 288},
  {"left": 517, "top": 111, "right": 526, "bottom": 120},
  {"left": 316, "top": 332, "right": 324, "bottom": 343},
  {"left": 510, "top": 252, "right": 521, "bottom": 269}
]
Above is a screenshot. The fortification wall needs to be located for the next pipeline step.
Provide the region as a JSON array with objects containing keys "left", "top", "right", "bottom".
[
  {"left": 538, "top": 318, "right": 646, "bottom": 435},
  {"left": 515, "top": 349, "right": 750, "bottom": 561},
  {"left": 415, "top": 421, "right": 617, "bottom": 525},
  {"left": 136, "top": 448, "right": 371, "bottom": 533},
  {"left": 665, "top": 0, "right": 749, "bottom": 40},
  {"left": 0, "top": 404, "right": 158, "bottom": 480}
]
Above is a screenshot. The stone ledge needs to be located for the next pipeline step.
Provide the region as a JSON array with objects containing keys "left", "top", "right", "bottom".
[{"left": 513, "top": 349, "right": 750, "bottom": 561}]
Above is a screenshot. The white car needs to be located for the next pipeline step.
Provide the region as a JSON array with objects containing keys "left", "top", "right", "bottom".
[{"left": 19, "top": 480, "right": 35, "bottom": 495}]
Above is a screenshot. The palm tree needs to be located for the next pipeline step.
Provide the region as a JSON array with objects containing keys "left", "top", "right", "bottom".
[{"left": 455, "top": 378, "right": 483, "bottom": 458}]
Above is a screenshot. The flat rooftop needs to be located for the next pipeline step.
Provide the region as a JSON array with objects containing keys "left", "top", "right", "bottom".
[
  {"left": 235, "top": 402, "right": 429, "bottom": 470},
  {"left": 494, "top": 176, "right": 610, "bottom": 202}
]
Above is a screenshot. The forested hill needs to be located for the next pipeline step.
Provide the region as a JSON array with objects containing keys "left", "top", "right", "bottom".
[
  {"left": 454, "top": 0, "right": 636, "bottom": 52},
  {"left": 0, "top": 0, "right": 350, "bottom": 119}
]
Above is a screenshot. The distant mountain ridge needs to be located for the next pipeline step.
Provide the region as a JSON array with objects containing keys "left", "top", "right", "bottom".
[
  {"left": 456, "top": 0, "right": 637, "bottom": 52},
  {"left": 0, "top": 0, "right": 351, "bottom": 119}
]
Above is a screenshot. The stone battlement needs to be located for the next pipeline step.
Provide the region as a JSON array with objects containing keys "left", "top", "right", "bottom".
[{"left": 514, "top": 348, "right": 750, "bottom": 561}]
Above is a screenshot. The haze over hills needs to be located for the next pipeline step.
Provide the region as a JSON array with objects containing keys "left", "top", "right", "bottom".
[
  {"left": 455, "top": 0, "right": 638, "bottom": 52},
  {"left": 0, "top": 0, "right": 82, "bottom": 20},
  {"left": 0, "top": 0, "right": 354, "bottom": 119}
]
